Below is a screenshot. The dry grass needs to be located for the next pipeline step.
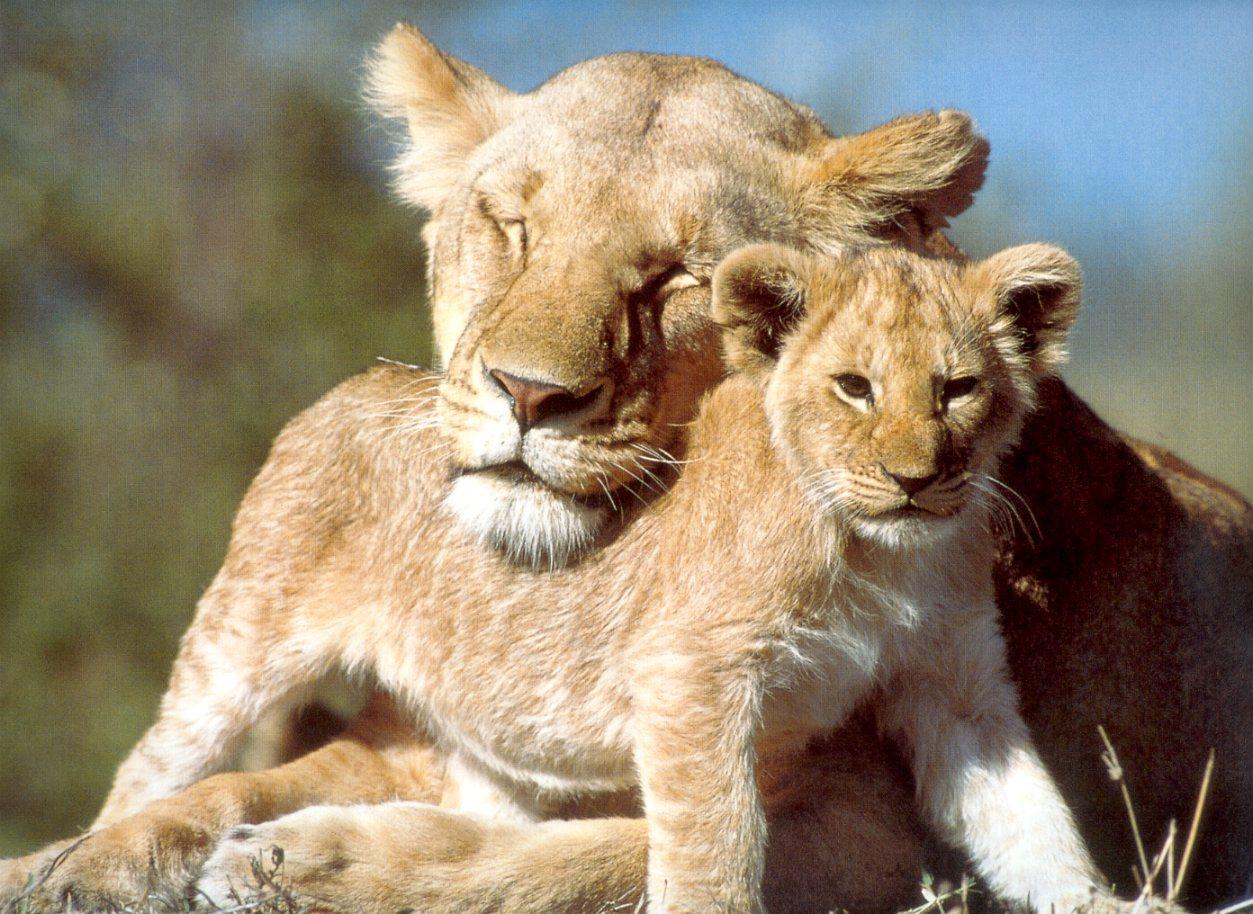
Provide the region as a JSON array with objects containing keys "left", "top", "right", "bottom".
[{"left": 1096, "top": 725, "right": 1218, "bottom": 911}]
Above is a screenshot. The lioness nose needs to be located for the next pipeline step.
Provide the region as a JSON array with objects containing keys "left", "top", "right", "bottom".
[
  {"left": 885, "top": 469, "right": 940, "bottom": 497},
  {"left": 488, "top": 369, "right": 611, "bottom": 432}
]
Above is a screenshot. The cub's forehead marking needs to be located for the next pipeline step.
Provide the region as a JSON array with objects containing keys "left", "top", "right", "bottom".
[{"left": 803, "top": 257, "right": 984, "bottom": 375}]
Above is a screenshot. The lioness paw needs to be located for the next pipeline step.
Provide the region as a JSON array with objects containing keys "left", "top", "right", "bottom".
[
  {"left": 198, "top": 802, "right": 498, "bottom": 913},
  {"left": 0, "top": 845, "right": 70, "bottom": 906},
  {"left": 197, "top": 812, "right": 357, "bottom": 910},
  {"left": 0, "top": 818, "right": 211, "bottom": 911}
]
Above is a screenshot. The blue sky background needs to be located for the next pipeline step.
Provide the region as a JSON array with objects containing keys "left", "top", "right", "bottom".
[
  {"left": 462, "top": 2, "right": 1251, "bottom": 245},
  {"left": 255, "top": 0, "right": 1252, "bottom": 248},
  {"left": 250, "top": 0, "right": 1251, "bottom": 488}
]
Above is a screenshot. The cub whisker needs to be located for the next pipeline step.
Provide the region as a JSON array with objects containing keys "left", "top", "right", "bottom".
[{"left": 981, "top": 474, "right": 1043, "bottom": 543}]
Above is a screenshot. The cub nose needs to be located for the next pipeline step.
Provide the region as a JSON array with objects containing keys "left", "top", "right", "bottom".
[
  {"left": 488, "top": 369, "right": 611, "bottom": 432},
  {"left": 885, "top": 469, "right": 941, "bottom": 497}
]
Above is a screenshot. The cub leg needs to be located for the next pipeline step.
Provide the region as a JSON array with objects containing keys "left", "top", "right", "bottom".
[
  {"left": 632, "top": 646, "right": 767, "bottom": 914},
  {"left": 880, "top": 605, "right": 1155, "bottom": 914},
  {"left": 0, "top": 693, "right": 445, "bottom": 909}
]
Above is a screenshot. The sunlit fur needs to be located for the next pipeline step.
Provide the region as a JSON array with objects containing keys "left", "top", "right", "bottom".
[
  {"left": 7, "top": 24, "right": 1249, "bottom": 914},
  {"left": 367, "top": 23, "right": 989, "bottom": 569},
  {"left": 189, "top": 243, "right": 1115, "bottom": 914},
  {"left": 361, "top": 29, "right": 1250, "bottom": 903}
]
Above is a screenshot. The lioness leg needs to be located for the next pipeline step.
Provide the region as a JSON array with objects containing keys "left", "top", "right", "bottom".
[
  {"left": 0, "top": 694, "right": 445, "bottom": 910},
  {"left": 200, "top": 719, "right": 926, "bottom": 914},
  {"left": 200, "top": 804, "right": 647, "bottom": 914},
  {"left": 92, "top": 578, "right": 320, "bottom": 829}
]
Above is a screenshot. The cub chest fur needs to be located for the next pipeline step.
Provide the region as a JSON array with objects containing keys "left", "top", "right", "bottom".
[
  {"left": 410, "top": 529, "right": 987, "bottom": 801},
  {"left": 762, "top": 545, "right": 986, "bottom": 742}
]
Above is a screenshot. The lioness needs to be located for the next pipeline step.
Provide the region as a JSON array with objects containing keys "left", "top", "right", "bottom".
[
  {"left": 3, "top": 23, "right": 1248, "bottom": 911},
  {"left": 46, "top": 238, "right": 1145, "bottom": 914},
  {"left": 186, "top": 238, "right": 1144, "bottom": 914},
  {"left": 359, "top": 25, "right": 1250, "bottom": 902}
]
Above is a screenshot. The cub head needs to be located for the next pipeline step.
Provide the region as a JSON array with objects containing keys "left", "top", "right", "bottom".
[
  {"left": 713, "top": 242, "right": 1081, "bottom": 548},
  {"left": 368, "top": 24, "right": 989, "bottom": 567}
]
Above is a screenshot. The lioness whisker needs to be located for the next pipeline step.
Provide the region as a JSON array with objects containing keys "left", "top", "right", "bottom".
[
  {"left": 595, "top": 474, "right": 622, "bottom": 515},
  {"left": 613, "top": 458, "right": 664, "bottom": 496},
  {"left": 632, "top": 442, "right": 703, "bottom": 467},
  {"left": 606, "top": 460, "right": 650, "bottom": 506},
  {"left": 632, "top": 460, "right": 668, "bottom": 492}
]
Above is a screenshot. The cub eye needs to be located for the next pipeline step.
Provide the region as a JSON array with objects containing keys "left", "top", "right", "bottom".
[
  {"left": 942, "top": 376, "right": 979, "bottom": 402},
  {"left": 835, "top": 373, "right": 873, "bottom": 403}
]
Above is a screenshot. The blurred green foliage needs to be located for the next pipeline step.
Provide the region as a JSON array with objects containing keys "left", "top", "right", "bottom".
[
  {"left": 0, "top": 1, "right": 1247, "bottom": 857},
  {"left": 0, "top": 3, "right": 428, "bottom": 851}
]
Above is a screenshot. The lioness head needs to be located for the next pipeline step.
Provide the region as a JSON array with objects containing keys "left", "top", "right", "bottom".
[
  {"left": 713, "top": 243, "right": 1081, "bottom": 548},
  {"left": 369, "top": 24, "right": 989, "bottom": 566}
]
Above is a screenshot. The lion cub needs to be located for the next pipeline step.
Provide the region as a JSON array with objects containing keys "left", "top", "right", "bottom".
[{"left": 32, "top": 244, "right": 1114, "bottom": 913}]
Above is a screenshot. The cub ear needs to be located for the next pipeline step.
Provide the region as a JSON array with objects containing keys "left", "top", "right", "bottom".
[
  {"left": 711, "top": 244, "right": 812, "bottom": 375},
  {"left": 801, "top": 110, "right": 989, "bottom": 243},
  {"left": 367, "top": 23, "right": 515, "bottom": 210},
  {"left": 974, "top": 243, "right": 1082, "bottom": 375}
]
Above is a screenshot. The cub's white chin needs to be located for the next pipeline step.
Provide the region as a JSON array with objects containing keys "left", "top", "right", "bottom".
[
  {"left": 444, "top": 473, "right": 607, "bottom": 570},
  {"left": 850, "top": 511, "right": 962, "bottom": 550}
]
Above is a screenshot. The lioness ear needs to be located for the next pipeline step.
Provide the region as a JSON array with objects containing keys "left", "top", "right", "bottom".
[
  {"left": 975, "top": 243, "right": 1082, "bottom": 375},
  {"left": 801, "top": 110, "right": 989, "bottom": 244},
  {"left": 711, "top": 245, "right": 811, "bottom": 375},
  {"left": 367, "top": 23, "right": 515, "bottom": 210}
]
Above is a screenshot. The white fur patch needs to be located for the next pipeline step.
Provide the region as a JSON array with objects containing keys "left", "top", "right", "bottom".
[
  {"left": 444, "top": 473, "right": 606, "bottom": 570},
  {"left": 850, "top": 511, "right": 964, "bottom": 550},
  {"left": 444, "top": 753, "right": 544, "bottom": 823}
]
